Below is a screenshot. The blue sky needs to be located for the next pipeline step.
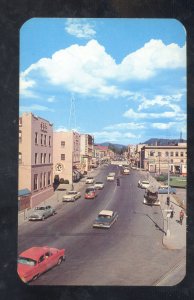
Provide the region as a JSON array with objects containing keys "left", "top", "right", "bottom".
[{"left": 20, "top": 18, "right": 186, "bottom": 145}]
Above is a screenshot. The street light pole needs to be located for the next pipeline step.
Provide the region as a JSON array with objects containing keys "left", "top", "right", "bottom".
[{"left": 167, "top": 156, "right": 170, "bottom": 195}]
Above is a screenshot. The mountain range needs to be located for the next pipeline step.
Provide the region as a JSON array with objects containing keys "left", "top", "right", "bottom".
[{"left": 97, "top": 138, "right": 186, "bottom": 149}]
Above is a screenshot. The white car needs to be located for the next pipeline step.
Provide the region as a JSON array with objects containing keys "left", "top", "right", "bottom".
[
  {"left": 107, "top": 175, "right": 115, "bottom": 181},
  {"left": 94, "top": 181, "right": 104, "bottom": 190},
  {"left": 62, "top": 191, "right": 81, "bottom": 202},
  {"left": 85, "top": 177, "right": 95, "bottom": 184},
  {"left": 138, "top": 180, "right": 150, "bottom": 189}
]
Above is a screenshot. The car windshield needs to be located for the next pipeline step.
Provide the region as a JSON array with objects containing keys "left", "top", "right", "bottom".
[
  {"left": 18, "top": 256, "right": 37, "bottom": 266},
  {"left": 68, "top": 191, "right": 76, "bottom": 195},
  {"left": 96, "top": 182, "right": 103, "bottom": 184},
  {"left": 35, "top": 207, "right": 45, "bottom": 210},
  {"left": 86, "top": 188, "right": 94, "bottom": 193},
  {"left": 98, "top": 215, "right": 111, "bottom": 219},
  {"left": 142, "top": 181, "right": 149, "bottom": 184}
]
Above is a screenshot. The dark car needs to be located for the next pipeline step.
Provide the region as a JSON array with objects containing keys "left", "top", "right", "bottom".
[{"left": 93, "top": 210, "right": 118, "bottom": 228}]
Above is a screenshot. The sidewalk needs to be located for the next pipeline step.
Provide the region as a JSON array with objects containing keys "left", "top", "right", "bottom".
[
  {"left": 140, "top": 170, "right": 186, "bottom": 250},
  {"left": 160, "top": 194, "right": 186, "bottom": 250}
]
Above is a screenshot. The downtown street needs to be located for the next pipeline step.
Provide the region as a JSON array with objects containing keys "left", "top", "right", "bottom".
[{"left": 18, "top": 164, "right": 186, "bottom": 286}]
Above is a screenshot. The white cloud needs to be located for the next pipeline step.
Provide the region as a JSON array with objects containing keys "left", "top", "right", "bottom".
[
  {"left": 119, "top": 39, "right": 186, "bottom": 80},
  {"left": 152, "top": 122, "right": 176, "bottom": 129},
  {"left": 65, "top": 19, "right": 96, "bottom": 38},
  {"left": 47, "top": 96, "right": 56, "bottom": 103},
  {"left": 20, "top": 39, "right": 186, "bottom": 99},
  {"left": 20, "top": 104, "right": 54, "bottom": 112},
  {"left": 104, "top": 122, "right": 145, "bottom": 130},
  {"left": 91, "top": 130, "right": 140, "bottom": 142},
  {"left": 20, "top": 75, "right": 37, "bottom": 98},
  {"left": 54, "top": 126, "right": 68, "bottom": 132},
  {"left": 123, "top": 108, "right": 186, "bottom": 120},
  {"left": 137, "top": 94, "right": 183, "bottom": 112}
]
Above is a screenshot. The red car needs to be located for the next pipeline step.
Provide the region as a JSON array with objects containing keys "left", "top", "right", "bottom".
[
  {"left": 85, "top": 187, "right": 96, "bottom": 199},
  {"left": 17, "top": 246, "right": 65, "bottom": 283}
]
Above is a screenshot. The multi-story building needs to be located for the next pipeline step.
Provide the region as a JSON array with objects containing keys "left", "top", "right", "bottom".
[
  {"left": 53, "top": 131, "right": 81, "bottom": 184},
  {"left": 141, "top": 143, "right": 187, "bottom": 175},
  {"left": 80, "top": 134, "right": 94, "bottom": 173},
  {"left": 19, "top": 112, "right": 53, "bottom": 208}
]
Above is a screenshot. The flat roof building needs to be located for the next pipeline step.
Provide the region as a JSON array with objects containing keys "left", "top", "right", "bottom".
[{"left": 19, "top": 112, "right": 54, "bottom": 208}]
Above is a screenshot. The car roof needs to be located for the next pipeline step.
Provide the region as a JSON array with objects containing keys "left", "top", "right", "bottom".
[
  {"left": 142, "top": 181, "right": 149, "bottom": 183},
  {"left": 99, "top": 210, "right": 113, "bottom": 216},
  {"left": 19, "top": 246, "right": 50, "bottom": 260}
]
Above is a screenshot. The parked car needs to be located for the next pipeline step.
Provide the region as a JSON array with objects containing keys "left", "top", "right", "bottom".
[
  {"left": 28, "top": 205, "right": 56, "bottom": 221},
  {"left": 94, "top": 181, "right": 104, "bottom": 190},
  {"left": 85, "top": 177, "right": 95, "bottom": 184},
  {"left": 138, "top": 180, "right": 150, "bottom": 189},
  {"left": 85, "top": 186, "right": 96, "bottom": 199},
  {"left": 62, "top": 191, "right": 81, "bottom": 202},
  {"left": 17, "top": 246, "right": 65, "bottom": 283},
  {"left": 158, "top": 185, "right": 176, "bottom": 194},
  {"left": 93, "top": 210, "right": 118, "bottom": 229}
]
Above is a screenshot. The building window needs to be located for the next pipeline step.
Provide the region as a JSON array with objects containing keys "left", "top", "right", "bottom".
[
  {"left": 19, "top": 130, "right": 22, "bottom": 143},
  {"left": 158, "top": 152, "right": 161, "bottom": 157},
  {"left": 41, "top": 153, "right": 43, "bottom": 164},
  {"left": 49, "top": 154, "right": 51, "bottom": 163},
  {"left": 171, "top": 159, "right": 173, "bottom": 163},
  {"left": 181, "top": 159, "right": 184, "bottom": 163},
  {"left": 35, "top": 132, "right": 38, "bottom": 145},
  {"left": 19, "top": 152, "right": 22, "bottom": 164},
  {"left": 180, "top": 152, "right": 184, "bottom": 157},
  {"left": 48, "top": 172, "right": 51, "bottom": 185},
  {"left": 61, "top": 154, "right": 65, "bottom": 160},
  {"left": 175, "top": 152, "right": 179, "bottom": 157},
  {"left": 34, "top": 174, "right": 38, "bottom": 191},
  {"left": 35, "top": 153, "right": 38, "bottom": 164},
  {"left": 61, "top": 141, "right": 65, "bottom": 148},
  {"left": 44, "top": 173, "right": 46, "bottom": 187},
  {"left": 44, "top": 153, "right": 46, "bottom": 163},
  {"left": 44, "top": 135, "right": 47, "bottom": 146},
  {"left": 165, "top": 152, "right": 169, "bottom": 157},
  {"left": 49, "top": 136, "right": 51, "bottom": 147},
  {"left": 41, "top": 134, "right": 43, "bottom": 145},
  {"left": 170, "top": 152, "right": 174, "bottom": 157},
  {"left": 40, "top": 173, "right": 43, "bottom": 189},
  {"left": 149, "top": 151, "right": 154, "bottom": 157}
]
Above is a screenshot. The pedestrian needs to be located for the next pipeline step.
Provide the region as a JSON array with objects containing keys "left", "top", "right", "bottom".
[
  {"left": 179, "top": 209, "right": 184, "bottom": 225},
  {"left": 170, "top": 204, "right": 174, "bottom": 218},
  {"left": 166, "top": 196, "right": 170, "bottom": 206}
]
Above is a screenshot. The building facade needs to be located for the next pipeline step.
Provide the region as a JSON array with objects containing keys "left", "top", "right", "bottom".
[
  {"left": 53, "top": 131, "right": 81, "bottom": 184},
  {"left": 141, "top": 143, "right": 187, "bottom": 175},
  {"left": 80, "top": 134, "right": 94, "bottom": 173},
  {"left": 19, "top": 113, "right": 54, "bottom": 208}
]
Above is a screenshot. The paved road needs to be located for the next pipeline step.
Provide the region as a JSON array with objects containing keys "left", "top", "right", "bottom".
[{"left": 18, "top": 165, "right": 185, "bottom": 285}]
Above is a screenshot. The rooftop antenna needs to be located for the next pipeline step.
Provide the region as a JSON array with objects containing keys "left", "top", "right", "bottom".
[{"left": 68, "top": 94, "right": 77, "bottom": 130}]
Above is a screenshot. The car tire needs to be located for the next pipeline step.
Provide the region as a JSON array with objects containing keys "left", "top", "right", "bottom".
[
  {"left": 57, "top": 257, "right": 63, "bottom": 265},
  {"left": 42, "top": 215, "right": 45, "bottom": 221},
  {"left": 52, "top": 211, "right": 55, "bottom": 216}
]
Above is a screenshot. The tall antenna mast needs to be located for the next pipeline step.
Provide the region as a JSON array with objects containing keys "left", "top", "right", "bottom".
[{"left": 68, "top": 94, "right": 76, "bottom": 130}]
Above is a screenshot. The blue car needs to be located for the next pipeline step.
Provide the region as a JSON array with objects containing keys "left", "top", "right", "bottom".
[
  {"left": 93, "top": 210, "right": 118, "bottom": 228},
  {"left": 158, "top": 186, "right": 176, "bottom": 194}
]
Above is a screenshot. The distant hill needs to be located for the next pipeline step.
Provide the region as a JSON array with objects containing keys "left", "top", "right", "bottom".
[
  {"left": 97, "top": 142, "right": 126, "bottom": 149},
  {"left": 142, "top": 138, "right": 186, "bottom": 146}
]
